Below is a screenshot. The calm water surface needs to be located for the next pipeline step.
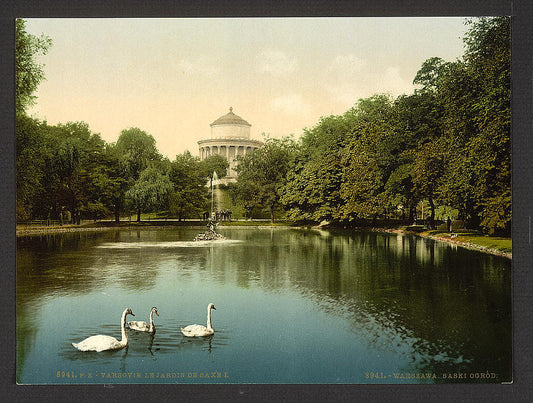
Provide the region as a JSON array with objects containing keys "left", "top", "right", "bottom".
[{"left": 16, "top": 228, "right": 511, "bottom": 384}]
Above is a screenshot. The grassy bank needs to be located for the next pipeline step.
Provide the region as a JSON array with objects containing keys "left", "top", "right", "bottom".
[
  {"left": 372, "top": 224, "right": 511, "bottom": 258},
  {"left": 316, "top": 221, "right": 511, "bottom": 258},
  {"left": 418, "top": 228, "right": 511, "bottom": 257}
]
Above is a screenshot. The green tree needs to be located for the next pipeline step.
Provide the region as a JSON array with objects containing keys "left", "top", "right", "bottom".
[
  {"left": 281, "top": 112, "right": 354, "bottom": 222},
  {"left": 339, "top": 95, "right": 396, "bottom": 221},
  {"left": 418, "top": 59, "right": 481, "bottom": 227},
  {"left": 199, "top": 154, "right": 229, "bottom": 180},
  {"left": 411, "top": 141, "right": 445, "bottom": 226},
  {"left": 15, "top": 115, "right": 49, "bottom": 220},
  {"left": 235, "top": 136, "right": 296, "bottom": 223},
  {"left": 115, "top": 127, "right": 162, "bottom": 180},
  {"left": 16, "top": 119, "right": 109, "bottom": 223},
  {"left": 168, "top": 151, "right": 209, "bottom": 220},
  {"left": 340, "top": 128, "right": 387, "bottom": 220},
  {"left": 437, "top": 17, "right": 510, "bottom": 233},
  {"left": 229, "top": 181, "right": 262, "bottom": 220},
  {"left": 126, "top": 167, "right": 173, "bottom": 222},
  {"left": 465, "top": 17, "right": 511, "bottom": 234},
  {"left": 38, "top": 122, "right": 106, "bottom": 223},
  {"left": 413, "top": 57, "right": 452, "bottom": 93},
  {"left": 15, "top": 19, "right": 52, "bottom": 220},
  {"left": 15, "top": 19, "right": 52, "bottom": 116},
  {"left": 108, "top": 127, "right": 162, "bottom": 221},
  {"left": 91, "top": 143, "right": 130, "bottom": 222},
  {"left": 385, "top": 92, "right": 445, "bottom": 220}
]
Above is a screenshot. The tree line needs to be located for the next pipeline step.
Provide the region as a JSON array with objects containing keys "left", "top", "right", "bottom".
[
  {"left": 16, "top": 116, "right": 229, "bottom": 223},
  {"left": 16, "top": 18, "right": 510, "bottom": 235},
  {"left": 231, "top": 17, "right": 510, "bottom": 235}
]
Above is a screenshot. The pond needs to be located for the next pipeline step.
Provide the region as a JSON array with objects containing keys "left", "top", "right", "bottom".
[{"left": 16, "top": 227, "right": 512, "bottom": 384}]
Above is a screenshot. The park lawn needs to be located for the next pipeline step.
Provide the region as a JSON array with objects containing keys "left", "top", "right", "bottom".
[{"left": 423, "top": 229, "right": 512, "bottom": 255}]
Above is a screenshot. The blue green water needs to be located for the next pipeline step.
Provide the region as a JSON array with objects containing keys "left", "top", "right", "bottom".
[{"left": 16, "top": 228, "right": 511, "bottom": 384}]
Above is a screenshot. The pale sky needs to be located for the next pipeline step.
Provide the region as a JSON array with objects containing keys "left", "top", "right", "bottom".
[{"left": 25, "top": 17, "right": 469, "bottom": 159}]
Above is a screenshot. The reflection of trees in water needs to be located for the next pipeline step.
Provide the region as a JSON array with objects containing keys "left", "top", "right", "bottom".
[
  {"left": 17, "top": 231, "right": 114, "bottom": 374},
  {"left": 16, "top": 312, "right": 39, "bottom": 383},
  {"left": 17, "top": 228, "right": 511, "bottom": 380},
  {"left": 17, "top": 230, "right": 189, "bottom": 303},
  {"left": 18, "top": 231, "right": 119, "bottom": 304},
  {"left": 16, "top": 230, "right": 161, "bottom": 373},
  {"left": 16, "top": 228, "right": 210, "bottom": 376},
  {"left": 208, "top": 228, "right": 511, "bottom": 378}
]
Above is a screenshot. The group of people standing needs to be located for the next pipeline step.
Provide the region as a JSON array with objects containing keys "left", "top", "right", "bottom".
[{"left": 202, "top": 210, "right": 233, "bottom": 222}]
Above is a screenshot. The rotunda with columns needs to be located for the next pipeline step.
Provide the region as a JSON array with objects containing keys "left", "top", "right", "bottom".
[{"left": 198, "top": 107, "right": 263, "bottom": 182}]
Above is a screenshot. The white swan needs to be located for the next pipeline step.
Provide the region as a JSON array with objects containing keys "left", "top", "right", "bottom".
[
  {"left": 72, "top": 308, "right": 135, "bottom": 352},
  {"left": 128, "top": 306, "right": 159, "bottom": 333},
  {"left": 181, "top": 303, "right": 216, "bottom": 337}
]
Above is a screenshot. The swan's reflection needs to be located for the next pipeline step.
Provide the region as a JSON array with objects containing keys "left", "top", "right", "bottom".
[
  {"left": 119, "top": 346, "right": 128, "bottom": 372},
  {"left": 178, "top": 334, "right": 214, "bottom": 353},
  {"left": 127, "top": 329, "right": 158, "bottom": 360},
  {"left": 147, "top": 333, "right": 155, "bottom": 356}
]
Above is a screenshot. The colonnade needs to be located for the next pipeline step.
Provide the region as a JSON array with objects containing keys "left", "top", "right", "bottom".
[
  {"left": 199, "top": 144, "right": 258, "bottom": 161},
  {"left": 199, "top": 142, "right": 261, "bottom": 178}
]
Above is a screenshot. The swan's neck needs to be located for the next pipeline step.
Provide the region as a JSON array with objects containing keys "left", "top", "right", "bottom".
[
  {"left": 120, "top": 310, "right": 129, "bottom": 345},
  {"left": 149, "top": 311, "right": 155, "bottom": 331},
  {"left": 206, "top": 308, "right": 213, "bottom": 330}
]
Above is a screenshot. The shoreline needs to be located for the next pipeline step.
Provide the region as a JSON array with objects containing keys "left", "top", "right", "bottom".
[
  {"left": 360, "top": 227, "right": 512, "bottom": 259},
  {"left": 16, "top": 222, "right": 511, "bottom": 259}
]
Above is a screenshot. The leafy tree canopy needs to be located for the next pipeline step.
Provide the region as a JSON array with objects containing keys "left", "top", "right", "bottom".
[
  {"left": 199, "top": 154, "right": 229, "bottom": 180},
  {"left": 15, "top": 19, "right": 52, "bottom": 116},
  {"left": 126, "top": 167, "right": 173, "bottom": 221},
  {"left": 115, "top": 127, "right": 162, "bottom": 180}
]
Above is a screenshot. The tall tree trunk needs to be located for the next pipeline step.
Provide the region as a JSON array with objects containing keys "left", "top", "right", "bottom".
[
  {"left": 409, "top": 201, "right": 417, "bottom": 222},
  {"left": 428, "top": 196, "right": 435, "bottom": 229},
  {"left": 136, "top": 208, "right": 141, "bottom": 222},
  {"left": 70, "top": 195, "right": 77, "bottom": 224},
  {"left": 114, "top": 199, "right": 121, "bottom": 223}
]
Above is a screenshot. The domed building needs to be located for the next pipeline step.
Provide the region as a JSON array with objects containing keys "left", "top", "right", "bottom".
[{"left": 198, "top": 107, "right": 263, "bottom": 183}]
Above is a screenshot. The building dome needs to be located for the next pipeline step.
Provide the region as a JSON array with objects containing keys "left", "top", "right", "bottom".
[
  {"left": 198, "top": 107, "right": 263, "bottom": 181},
  {"left": 210, "top": 107, "right": 251, "bottom": 127},
  {"left": 209, "top": 107, "right": 252, "bottom": 140}
]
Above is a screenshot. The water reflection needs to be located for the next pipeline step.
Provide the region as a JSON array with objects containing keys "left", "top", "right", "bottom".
[
  {"left": 17, "top": 228, "right": 511, "bottom": 384},
  {"left": 179, "top": 335, "right": 214, "bottom": 353}
]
